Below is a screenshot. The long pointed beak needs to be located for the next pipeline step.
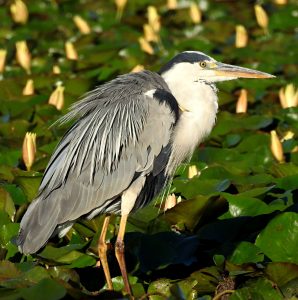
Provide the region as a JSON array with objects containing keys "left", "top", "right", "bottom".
[{"left": 215, "top": 62, "right": 275, "bottom": 79}]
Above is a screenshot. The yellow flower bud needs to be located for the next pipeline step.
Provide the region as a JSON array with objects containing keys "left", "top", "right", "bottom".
[
  {"left": 138, "top": 37, "right": 154, "bottom": 55},
  {"left": 115, "top": 0, "right": 127, "bottom": 20},
  {"left": 270, "top": 130, "right": 284, "bottom": 163},
  {"left": 131, "top": 64, "right": 144, "bottom": 73},
  {"left": 235, "top": 25, "right": 248, "bottom": 48},
  {"left": 167, "top": 0, "right": 177, "bottom": 10},
  {"left": 279, "top": 84, "right": 298, "bottom": 109},
  {"left": 143, "top": 24, "right": 159, "bottom": 42},
  {"left": 188, "top": 165, "right": 199, "bottom": 179},
  {"left": 10, "top": 0, "right": 28, "bottom": 24},
  {"left": 22, "top": 132, "right": 36, "bottom": 171},
  {"left": 189, "top": 3, "right": 202, "bottom": 24},
  {"left": 148, "top": 6, "right": 161, "bottom": 32},
  {"left": 0, "top": 49, "right": 7, "bottom": 74},
  {"left": 274, "top": 0, "right": 287, "bottom": 4},
  {"left": 254, "top": 4, "right": 269, "bottom": 30},
  {"left": 22, "top": 79, "right": 34, "bottom": 95},
  {"left": 236, "top": 89, "right": 248, "bottom": 114},
  {"left": 48, "top": 84, "right": 65, "bottom": 110},
  {"left": 52, "top": 65, "right": 61, "bottom": 75},
  {"left": 73, "top": 15, "right": 91, "bottom": 34},
  {"left": 16, "top": 41, "right": 31, "bottom": 74},
  {"left": 164, "top": 193, "right": 177, "bottom": 211},
  {"left": 65, "top": 41, "right": 78, "bottom": 60},
  {"left": 282, "top": 131, "right": 294, "bottom": 142}
]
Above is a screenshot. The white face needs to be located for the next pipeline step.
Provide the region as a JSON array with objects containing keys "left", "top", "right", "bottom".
[{"left": 162, "top": 59, "right": 234, "bottom": 85}]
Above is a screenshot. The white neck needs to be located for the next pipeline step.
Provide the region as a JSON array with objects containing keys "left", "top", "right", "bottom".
[{"left": 162, "top": 72, "right": 219, "bottom": 174}]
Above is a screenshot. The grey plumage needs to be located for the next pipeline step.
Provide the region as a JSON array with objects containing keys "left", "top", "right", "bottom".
[{"left": 17, "top": 71, "right": 179, "bottom": 254}]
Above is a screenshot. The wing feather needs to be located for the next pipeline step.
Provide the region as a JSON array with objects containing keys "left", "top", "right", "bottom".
[{"left": 17, "top": 71, "right": 179, "bottom": 254}]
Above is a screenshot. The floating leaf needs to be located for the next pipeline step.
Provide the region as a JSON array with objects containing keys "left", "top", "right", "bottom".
[{"left": 255, "top": 212, "right": 298, "bottom": 263}]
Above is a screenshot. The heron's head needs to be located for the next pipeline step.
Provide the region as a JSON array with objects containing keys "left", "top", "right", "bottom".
[{"left": 160, "top": 51, "right": 275, "bottom": 84}]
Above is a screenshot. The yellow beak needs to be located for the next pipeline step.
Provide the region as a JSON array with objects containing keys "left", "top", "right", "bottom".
[{"left": 215, "top": 62, "right": 275, "bottom": 79}]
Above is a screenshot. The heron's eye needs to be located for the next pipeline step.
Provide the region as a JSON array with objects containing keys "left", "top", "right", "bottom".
[{"left": 199, "top": 61, "right": 207, "bottom": 68}]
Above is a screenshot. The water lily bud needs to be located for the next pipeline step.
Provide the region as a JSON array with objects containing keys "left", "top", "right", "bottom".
[
  {"left": 48, "top": 84, "right": 65, "bottom": 110},
  {"left": 167, "top": 0, "right": 177, "bottom": 10},
  {"left": 22, "top": 132, "right": 36, "bottom": 171},
  {"left": 131, "top": 64, "right": 144, "bottom": 73},
  {"left": 22, "top": 79, "right": 34, "bottom": 95},
  {"left": 279, "top": 84, "right": 298, "bottom": 109},
  {"left": 282, "top": 131, "right": 294, "bottom": 142},
  {"left": 10, "top": 0, "right": 28, "bottom": 24},
  {"left": 73, "top": 15, "right": 91, "bottom": 34},
  {"left": 52, "top": 64, "right": 61, "bottom": 75},
  {"left": 115, "top": 0, "right": 127, "bottom": 20},
  {"left": 189, "top": 3, "right": 202, "bottom": 24},
  {"left": 16, "top": 41, "right": 31, "bottom": 74},
  {"left": 236, "top": 89, "right": 248, "bottom": 113},
  {"left": 143, "top": 24, "right": 159, "bottom": 42},
  {"left": 254, "top": 4, "right": 269, "bottom": 30},
  {"left": 164, "top": 193, "right": 177, "bottom": 211},
  {"left": 270, "top": 130, "right": 284, "bottom": 163},
  {"left": 274, "top": 0, "right": 287, "bottom": 4},
  {"left": 235, "top": 25, "right": 248, "bottom": 48},
  {"left": 0, "top": 49, "right": 7, "bottom": 74},
  {"left": 138, "top": 37, "right": 154, "bottom": 55},
  {"left": 148, "top": 6, "right": 161, "bottom": 32},
  {"left": 188, "top": 165, "right": 199, "bottom": 179},
  {"left": 65, "top": 41, "right": 78, "bottom": 60}
]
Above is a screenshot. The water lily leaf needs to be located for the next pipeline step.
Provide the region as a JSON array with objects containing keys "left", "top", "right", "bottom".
[
  {"left": 173, "top": 177, "right": 230, "bottom": 199},
  {"left": 20, "top": 278, "right": 66, "bottom": 300},
  {"left": 275, "top": 174, "right": 298, "bottom": 190},
  {"left": 3, "top": 184, "right": 27, "bottom": 205},
  {"left": 220, "top": 194, "right": 274, "bottom": 219},
  {"left": 191, "top": 266, "right": 221, "bottom": 294},
  {"left": 162, "top": 195, "right": 214, "bottom": 230},
  {"left": 0, "top": 187, "right": 16, "bottom": 220},
  {"left": 265, "top": 262, "right": 298, "bottom": 288},
  {"left": 13, "top": 171, "right": 43, "bottom": 202},
  {"left": 38, "top": 244, "right": 86, "bottom": 263},
  {"left": 229, "top": 278, "right": 282, "bottom": 300},
  {"left": 229, "top": 242, "right": 264, "bottom": 264},
  {"left": 0, "top": 261, "right": 21, "bottom": 287},
  {"left": 66, "top": 254, "right": 96, "bottom": 268},
  {"left": 0, "top": 223, "right": 19, "bottom": 259},
  {"left": 147, "top": 278, "right": 173, "bottom": 300},
  {"left": 255, "top": 212, "right": 298, "bottom": 263}
]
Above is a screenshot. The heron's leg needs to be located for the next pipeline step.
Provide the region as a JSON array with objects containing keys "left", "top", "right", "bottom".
[
  {"left": 115, "top": 214, "right": 131, "bottom": 295},
  {"left": 97, "top": 215, "right": 113, "bottom": 290}
]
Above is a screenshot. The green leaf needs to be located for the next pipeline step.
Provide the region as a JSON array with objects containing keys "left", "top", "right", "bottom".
[
  {"left": 229, "top": 242, "right": 264, "bottom": 264},
  {"left": 0, "top": 187, "right": 16, "bottom": 220},
  {"left": 229, "top": 278, "right": 282, "bottom": 300},
  {"left": 255, "top": 212, "right": 298, "bottom": 263},
  {"left": 265, "top": 262, "right": 298, "bottom": 288},
  {"left": 20, "top": 278, "right": 66, "bottom": 300},
  {"left": 173, "top": 177, "right": 230, "bottom": 198},
  {"left": 3, "top": 184, "right": 27, "bottom": 205},
  {"left": 220, "top": 194, "right": 275, "bottom": 219},
  {"left": 0, "top": 223, "right": 19, "bottom": 259}
]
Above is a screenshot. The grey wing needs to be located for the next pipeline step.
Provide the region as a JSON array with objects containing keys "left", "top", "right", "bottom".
[{"left": 17, "top": 72, "right": 179, "bottom": 254}]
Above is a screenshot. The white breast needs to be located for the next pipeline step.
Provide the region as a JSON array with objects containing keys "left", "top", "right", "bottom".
[{"left": 166, "top": 81, "right": 218, "bottom": 174}]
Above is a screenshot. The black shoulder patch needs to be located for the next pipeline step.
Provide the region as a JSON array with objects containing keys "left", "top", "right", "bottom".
[
  {"left": 153, "top": 89, "right": 179, "bottom": 123},
  {"left": 159, "top": 52, "right": 211, "bottom": 74}
]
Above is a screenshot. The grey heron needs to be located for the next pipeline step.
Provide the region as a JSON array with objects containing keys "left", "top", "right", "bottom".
[{"left": 16, "top": 51, "right": 274, "bottom": 295}]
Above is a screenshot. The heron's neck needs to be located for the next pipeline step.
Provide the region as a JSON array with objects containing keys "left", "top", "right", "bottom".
[{"left": 162, "top": 76, "right": 219, "bottom": 174}]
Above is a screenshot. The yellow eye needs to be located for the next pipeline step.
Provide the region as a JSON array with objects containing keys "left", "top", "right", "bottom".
[{"left": 199, "top": 61, "right": 207, "bottom": 68}]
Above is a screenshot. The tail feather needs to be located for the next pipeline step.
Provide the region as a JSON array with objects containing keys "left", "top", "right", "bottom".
[{"left": 16, "top": 195, "right": 60, "bottom": 254}]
